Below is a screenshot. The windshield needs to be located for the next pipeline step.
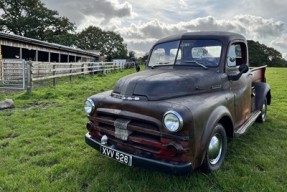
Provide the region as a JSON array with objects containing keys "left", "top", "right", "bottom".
[
  {"left": 148, "top": 41, "right": 180, "bottom": 67},
  {"left": 148, "top": 40, "right": 222, "bottom": 68}
]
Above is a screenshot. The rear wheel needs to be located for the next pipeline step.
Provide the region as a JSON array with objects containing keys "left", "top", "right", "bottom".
[
  {"left": 201, "top": 123, "right": 227, "bottom": 173},
  {"left": 257, "top": 97, "right": 267, "bottom": 123}
]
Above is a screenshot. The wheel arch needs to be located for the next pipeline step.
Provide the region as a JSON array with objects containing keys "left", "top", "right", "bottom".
[
  {"left": 196, "top": 106, "right": 234, "bottom": 167},
  {"left": 202, "top": 105, "right": 234, "bottom": 145},
  {"left": 218, "top": 115, "right": 234, "bottom": 138},
  {"left": 266, "top": 89, "right": 271, "bottom": 105},
  {"left": 253, "top": 82, "right": 271, "bottom": 110}
]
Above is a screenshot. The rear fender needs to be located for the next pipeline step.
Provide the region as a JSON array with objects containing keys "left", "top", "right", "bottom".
[{"left": 253, "top": 82, "right": 271, "bottom": 110}]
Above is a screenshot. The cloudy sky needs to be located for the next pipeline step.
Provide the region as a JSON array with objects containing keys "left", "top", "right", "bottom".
[{"left": 42, "top": 0, "right": 287, "bottom": 58}]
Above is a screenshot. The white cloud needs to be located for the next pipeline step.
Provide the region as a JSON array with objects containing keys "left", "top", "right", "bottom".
[
  {"left": 179, "top": 0, "right": 188, "bottom": 8},
  {"left": 235, "top": 15, "right": 284, "bottom": 38},
  {"left": 270, "top": 35, "right": 287, "bottom": 59},
  {"left": 41, "top": 0, "right": 287, "bottom": 58},
  {"left": 118, "top": 15, "right": 285, "bottom": 39},
  {"left": 271, "top": 35, "right": 287, "bottom": 50},
  {"left": 42, "top": 0, "right": 134, "bottom": 25},
  {"left": 76, "top": 0, "right": 133, "bottom": 21},
  {"left": 126, "top": 39, "right": 157, "bottom": 56},
  {"left": 112, "top": 15, "right": 285, "bottom": 56}
]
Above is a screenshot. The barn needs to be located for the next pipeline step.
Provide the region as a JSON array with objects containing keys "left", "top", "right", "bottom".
[
  {"left": 0, "top": 32, "right": 99, "bottom": 63},
  {"left": 0, "top": 32, "right": 100, "bottom": 90}
]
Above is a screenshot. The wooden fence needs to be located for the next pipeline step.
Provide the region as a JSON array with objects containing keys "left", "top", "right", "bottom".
[
  {"left": 26, "top": 61, "right": 135, "bottom": 92},
  {"left": 31, "top": 61, "right": 130, "bottom": 80},
  {"left": 0, "top": 59, "right": 135, "bottom": 92},
  {"left": 0, "top": 59, "right": 26, "bottom": 90}
]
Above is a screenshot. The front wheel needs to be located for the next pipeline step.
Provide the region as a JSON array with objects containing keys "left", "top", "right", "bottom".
[
  {"left": 201, "top": 124, "right": 227, "bottom": 173},
  {"left": 256, "top": 97, "right": 267, "bottom": 123}
]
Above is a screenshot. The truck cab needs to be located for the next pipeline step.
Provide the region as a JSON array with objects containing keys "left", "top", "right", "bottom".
[{"left": 84, "top": 31, "right": 271, "bottom": 174}]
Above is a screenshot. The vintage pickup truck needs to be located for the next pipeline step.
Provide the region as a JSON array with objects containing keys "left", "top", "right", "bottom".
[{"left": 84, "top": 31, "right": 271, "bottom": 174}]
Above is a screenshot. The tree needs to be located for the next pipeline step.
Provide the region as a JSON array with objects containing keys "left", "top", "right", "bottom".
[
  {"left": 0, "top": 0, "right": 76, "bottom": 46},
  {"left": 76, "top": 26, "right": 104, "bottom": 50},
  {"left": 43, "top": 16, "right": 76, "bottom": 46},
  {"left": 100, "top": 31, "right": 128, "bottom": 61},
  {"left": 77, "top": 26, "right": 128, "bottom": 61},
  {"left": 128, "top": 51, "right": 136, "bottom": 60},
  {"left": 247, "top": 40, "right": 287, "bottom": 67},
  {"left": 138, "top": 53, "right": 149, "bottom": 65}
]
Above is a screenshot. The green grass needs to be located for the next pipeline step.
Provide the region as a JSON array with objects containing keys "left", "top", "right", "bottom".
[{"left": 0, "top": 68, "right": 286, "bottom": 191}]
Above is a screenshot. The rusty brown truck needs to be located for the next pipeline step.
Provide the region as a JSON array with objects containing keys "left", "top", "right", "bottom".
[{"left": 84, "top": 31, "right": 271, "bottom": 174}]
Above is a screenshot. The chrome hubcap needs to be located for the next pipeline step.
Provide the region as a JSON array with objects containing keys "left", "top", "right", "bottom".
[
  {"left": 208, "top": 133, "right": 222, "bottom": 165},
  {"left": 261, "top": 102, "right": 266, "bottom": 121}
]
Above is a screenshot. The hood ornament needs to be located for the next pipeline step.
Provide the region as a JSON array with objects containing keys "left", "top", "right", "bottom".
[{"left": 111, "top": 93, "right": 140, "bottom": 101}]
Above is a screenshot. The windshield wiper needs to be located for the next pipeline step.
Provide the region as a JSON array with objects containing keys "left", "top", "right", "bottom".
[
  {"left": 150, "top": 62, "right": 172, "bottom": 69},
  {"left": 182, "top": 60, "right": 208, "bottom": 70}
]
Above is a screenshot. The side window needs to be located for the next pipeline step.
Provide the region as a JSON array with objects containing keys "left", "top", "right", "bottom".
[
  {"left": 227, "top": 43, "right": 247, "bottom": 67},
  {"left": 227, "top": 45, "right": 237, "bottom": 67}
]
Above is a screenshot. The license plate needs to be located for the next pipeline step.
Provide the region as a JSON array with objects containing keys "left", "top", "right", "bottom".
[{"left": 100, "top": 146, "right": 132, "bottom": 166}]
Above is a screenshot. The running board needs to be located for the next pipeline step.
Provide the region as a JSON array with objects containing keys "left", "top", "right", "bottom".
[{"left": 235, "top": 111, "right": 261, "bottom": 136}]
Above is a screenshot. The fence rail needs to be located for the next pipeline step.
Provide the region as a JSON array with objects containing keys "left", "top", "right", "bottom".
[
  {"left": 31, "top": 61, "right": 134, "bottom": 80},
  {"left": 0, "top": 59, "right": 135, "bottom": 92}
]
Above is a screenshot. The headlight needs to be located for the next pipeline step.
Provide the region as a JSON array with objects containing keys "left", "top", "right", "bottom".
[
  {"left": 163, "top": 111, "right": 183, "bottom": 132},
  {"left": 84, "top": 98, "right": 95, "bottom": 114}
]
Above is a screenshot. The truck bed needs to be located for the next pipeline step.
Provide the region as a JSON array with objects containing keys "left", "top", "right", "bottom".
[{"left": 250, "top": 65, "right": 267, "bottom": 83}]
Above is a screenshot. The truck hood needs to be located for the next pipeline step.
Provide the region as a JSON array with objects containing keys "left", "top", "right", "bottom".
[{"left": 113, "top": 69, "right": 224, "bottom": 101}]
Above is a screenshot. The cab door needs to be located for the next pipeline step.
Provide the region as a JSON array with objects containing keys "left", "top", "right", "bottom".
[{"left": 226, "top": 42, "right": 252, "bottom": 129}]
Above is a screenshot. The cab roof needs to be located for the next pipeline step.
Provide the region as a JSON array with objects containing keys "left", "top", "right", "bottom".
[{"left": 156, "top": 31, "right": 246, "bottom": 44}]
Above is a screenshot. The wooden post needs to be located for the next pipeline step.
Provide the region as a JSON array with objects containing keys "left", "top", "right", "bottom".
[
  {"left": 20, "top": 48, "right": 22, "bottom": 60},
  {"left": 48, "top": 52, "right": 51, "bottom": 63},
  {"left": 26, "top": 61, "right": 33, "bottom": 94},
  {"left": 0, "top": 46, "right": 2, "bottom": 81},
  {"left": 70, "top": 63, "right": 72, "bottom": 83},
  {"left": 102, "top": 62, "right": 106, "bottom": 75},
  {"left": 53, "top": 64, "right": 56, "bottom": 86},
  {"left": 35, "top": 50, "right": 38, "bottom": 61}
]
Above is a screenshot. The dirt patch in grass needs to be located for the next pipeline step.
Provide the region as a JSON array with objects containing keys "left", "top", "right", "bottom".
[
  {"left": 22, "top": 102, "right": 58, "bottom": 110},
  {"left": 0, "top": 142, "right": 9, "bottom": 148}
]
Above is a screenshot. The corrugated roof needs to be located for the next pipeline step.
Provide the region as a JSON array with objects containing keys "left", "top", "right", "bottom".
[{"left": 0, "top": 32, "right": 99, "bottom": 57}]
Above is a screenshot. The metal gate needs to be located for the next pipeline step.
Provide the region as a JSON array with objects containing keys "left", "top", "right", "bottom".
[{"left": 0, "top": 59, "right": 26, "bottom": 90}]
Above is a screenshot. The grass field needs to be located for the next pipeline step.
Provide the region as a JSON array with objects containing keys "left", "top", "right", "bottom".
[{"left": 0, "top": 68, "right": 286, "bottom": 192}]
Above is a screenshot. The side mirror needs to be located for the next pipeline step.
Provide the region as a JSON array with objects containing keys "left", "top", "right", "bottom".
[
  {"left": 227, "top": 57, "right": 236, "bottom": 67},
  {"left": 136, "top": 64, "right": 140, "bottom": 72},
  {"left": 228, "top": 64, "right": 249, "bottom": 81},
  {"left": 239, "top": 64, "right": 249, "bottom": 74}
]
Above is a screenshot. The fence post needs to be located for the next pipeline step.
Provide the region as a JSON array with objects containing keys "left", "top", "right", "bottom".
[
  {"left": 53, "top": 64, "right": 56, "bottom": 86},
  {"left": 70, "top": 63, "right": 72, "bottom": 83},
  {"left": 81, "top": 63, "right": 84, "bottom": 74},
  {"left": 102, "top": 62, "right": 106, "bottom": 75},
  {"left": 105, "top": 62, "right": 107, "bottom": 75},
  {"left": 26, "top": 61, "right": 33, "bottom": 94}
]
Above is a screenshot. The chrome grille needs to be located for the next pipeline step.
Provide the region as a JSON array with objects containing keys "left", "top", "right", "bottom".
[{"left": 91, "top": 109, "right": 162, "bottom": 153}]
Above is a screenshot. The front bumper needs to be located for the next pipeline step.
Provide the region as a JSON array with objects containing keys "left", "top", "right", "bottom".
[{"left": 85, "top": 133, "right": 192, "bottom": 175}]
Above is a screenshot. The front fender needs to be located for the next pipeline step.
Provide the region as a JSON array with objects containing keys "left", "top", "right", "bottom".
[{"left": 197, "top": 105, "right": 233, "bottom": 166}]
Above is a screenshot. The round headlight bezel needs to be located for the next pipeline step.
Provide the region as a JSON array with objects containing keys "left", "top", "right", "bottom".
[
  {"left": 163, "top": 111, "right": 183, "bottom": 132},
  {"left": 84, "top": 98, "right": 95, "bottom": 114}
]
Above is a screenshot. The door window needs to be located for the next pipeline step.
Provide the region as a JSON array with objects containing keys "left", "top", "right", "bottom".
[{"left": 227, "top": 43, "right": 246, "bottom": 67}]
